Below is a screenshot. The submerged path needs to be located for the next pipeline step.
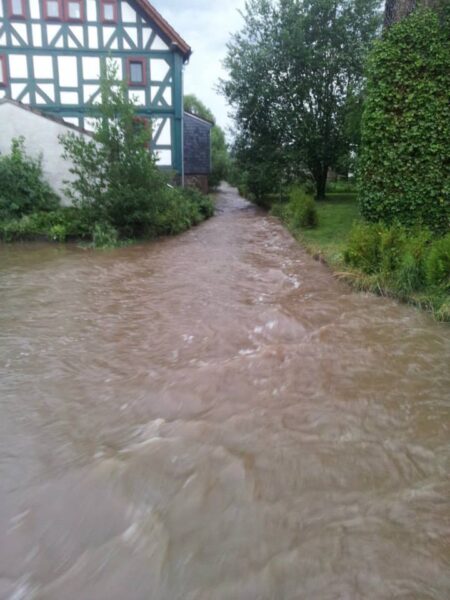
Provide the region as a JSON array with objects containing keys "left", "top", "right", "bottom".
[{"left": 0, "top": 184, "right": 449, "bottom": 599}]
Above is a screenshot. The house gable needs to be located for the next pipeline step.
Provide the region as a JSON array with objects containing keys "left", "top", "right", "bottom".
[{"left": 0, "top": 0, "right": 190, "bottom": 173}]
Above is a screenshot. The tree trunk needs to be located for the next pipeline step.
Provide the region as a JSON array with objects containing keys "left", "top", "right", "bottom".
[
  {"left": 384, "top": 0, "right": 438, "bottom": 28},
  {"left": 314, "top": 165, "right": 328, "bottom": 200}
]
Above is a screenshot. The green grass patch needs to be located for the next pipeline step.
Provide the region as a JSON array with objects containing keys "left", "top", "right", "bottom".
[
  {"left": 299, "top": 193, "right": 359, "bottom": 265},
  {"left": 272, "top": 191, "right": 449, "bottom": 321}
]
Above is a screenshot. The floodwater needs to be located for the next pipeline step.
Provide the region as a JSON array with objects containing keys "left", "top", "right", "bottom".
[{"left": 0, "top": 184, "right": 449, "bottom": 600}]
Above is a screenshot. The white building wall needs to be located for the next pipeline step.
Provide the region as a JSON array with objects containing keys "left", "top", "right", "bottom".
[{"left": 0, "top": 101, "right": 92, "bottom": 206}]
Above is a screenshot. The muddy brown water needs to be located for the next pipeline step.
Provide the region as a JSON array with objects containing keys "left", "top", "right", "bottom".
[{"left": 0, "top": 184, "right": 449, "bottom": 600}]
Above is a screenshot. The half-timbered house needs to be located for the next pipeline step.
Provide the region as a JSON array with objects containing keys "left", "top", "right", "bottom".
[{"left": 0, "top": 0, "right": 191, "bottom": 176}]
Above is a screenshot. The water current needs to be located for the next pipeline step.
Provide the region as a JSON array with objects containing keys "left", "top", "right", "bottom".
[{"left": 0, "top": 184, "right": 449, "bottom": 599}]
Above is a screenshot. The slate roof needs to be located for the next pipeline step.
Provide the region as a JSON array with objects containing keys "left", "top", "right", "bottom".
[{"left": 184, "top": 111, "right": 213, "bottom": 176}]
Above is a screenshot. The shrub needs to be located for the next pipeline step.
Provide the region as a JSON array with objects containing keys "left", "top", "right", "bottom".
[
  {"left": 92, "top": 222, "right": 119, "bottom": 248},
  {"left": 379, "top": 224, "right": 407, "bottom": 274},
  {"left": 49, "top": 224, "right": 67, "bottom": 242},
  {"left": 181, "top": 186, "right": 215, "bottom": 219},
  {"left": 394, "top": 230, "right": 431, "bottom": 294},
  {"left": 358, "top": 10, "right": 450, "bottom": 234},
  {"left": 344, "top": 222, "right": 383, "bottom": 274},
  {"left": 60, "top": 66, "right": 214, "bottom": 242},
  {"left": 0, "top": 207, "right": 93, "bottom": 242},
  {"left": 0, "top": 138, "right": 60, "bottom": 220},
  {"left": 287, "top": 186, "right": 318, "bottom": 229},
  {"left": 60, "top": 64, "right": 179, "bottom": 239},
  {"left": 425, "top": 234, "right": 450, "bottom": 289}
]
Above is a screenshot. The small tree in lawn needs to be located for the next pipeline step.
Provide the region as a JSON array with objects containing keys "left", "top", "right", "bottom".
[{"left": 60, "top": 62, "right": 168, "bottom": 238}]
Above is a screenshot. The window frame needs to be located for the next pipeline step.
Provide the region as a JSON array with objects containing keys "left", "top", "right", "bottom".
[
  {"left": 126, "top": 57, "right": 146, "bottom": 87},
  {"left": 43, "top": 0, "right": 63, "bottom": 21},
  {"left": 100, "top": 0, "right": 117, "bottom": 24},
  {"left": 64, "top": 0, "right": 84, "bottom": 22},
  {"left": 8, "top": 0, "right": 27, "bottom": 19},
  {"left": 0, "top": 55, "right": 7, "bottom": 87}
]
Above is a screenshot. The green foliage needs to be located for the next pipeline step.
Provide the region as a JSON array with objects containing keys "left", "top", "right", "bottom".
[
  {"left": 395, "top": 229, "right": 432, "bottom": 294},
  {"left": 425, "top": 234, "right": 450, "bottom": 289},
  {"left": 49, "top": 224, "right": 68, "bottom": 242},
  {"left": 59, "top": 66, "right": 213, "bottom": 241},
  {"left": 222, "top": 0, "right": 381, "bottom": 198},
  {"left": 273, "top": 186, "right": 318, "bottom": 229},
  {"left": 289, "top": 187, "right": 319, "bottom": 229},
  {"left": 359, "top": 9, "right": 450, "bottom": 234},
  {"left": 149, "top": 186, "right": 214, "bottom": 236},
  {"left": 0, "top": 207, "right": 91, "bottom": 242},
  {"left": 184, "top": 94, "right": 215, "bottom": 122},
  {"left": 326, "top": 180, "right": 356, "bottom": 194},
  {"left": 344, "top": 222, "right": 384, "bottom": 274},
  {"left": 92, "top": 222, "right": 119, "bottom": 248},
  {"left": 379, "top": 223, "right": 407, "bottom": 273},
  {"left": 60, "top": 63, "right": 169, "bottom": 238},
  {"left": 181, "top": 187, "right": 215, "bottom": 220},
  {"left": 209, "top": 126, "right": 229, "bottom": 189},
  {"left": 0, "top": 138, "right": 60, "bottom": 220},
  {"left": 345, "top": 221, "right": 449, "bottom": 304}
]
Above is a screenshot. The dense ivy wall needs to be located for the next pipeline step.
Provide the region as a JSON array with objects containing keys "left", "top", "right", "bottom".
[{"left": 359, "top": 10, "right": 450, "bottom": 234}]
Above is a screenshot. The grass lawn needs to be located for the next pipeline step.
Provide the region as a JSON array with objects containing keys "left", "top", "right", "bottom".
[
  {"left": 294, "top": 192, "right": 359, "bottom": 266},
  {"left": 274, "top": 191, "right": 449, "bottom": 321}
]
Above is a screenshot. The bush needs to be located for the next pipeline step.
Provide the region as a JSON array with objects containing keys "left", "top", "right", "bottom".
[
  {"left": 0, "top": 138, "right": 60, "bottom": 220},
  {"left": 395, "top": 230, "right": 431, "bottom": 294},
  {"left": 0, "top": 207, "right": 94, "bottom": 242},
  {"left": 344, "top": 221, "right": 450, "bottom": 312},
  {"left": 425, "top": 234, "right": 450, "bottom": 289},
  {"left": 379, "top": 224, "right": 407, "bottom": 273},
  {"left": 344, "top": 222, "right": 383, "bottom": 274},
  {"left": 287, "top": 187, "right": 318, "bottom": 229},
  {"left": 358, "top": 10, "right": 450, "bottom": 234},
  {"left": 181, "top": 186, "right": 215, "bottom": 219},
  {"left": 60, "top": 64, "right": 213, "bottom": 242},
  {"left": 92, "top": 222, "right": 119, "bottom": 248}
]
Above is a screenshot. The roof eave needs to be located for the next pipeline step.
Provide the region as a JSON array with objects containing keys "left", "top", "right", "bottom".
[{"left": 135, "top": 0, "right": 192, "bottom": 62}]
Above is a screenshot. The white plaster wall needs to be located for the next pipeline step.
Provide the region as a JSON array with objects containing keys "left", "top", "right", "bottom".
[{"left": 0, "top": 102, "right": 91, "bottom": 206}]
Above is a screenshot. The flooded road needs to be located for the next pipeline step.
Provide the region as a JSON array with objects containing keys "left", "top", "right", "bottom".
[{"left": 0, "top": 184, "right": 449, "bottom": 599}]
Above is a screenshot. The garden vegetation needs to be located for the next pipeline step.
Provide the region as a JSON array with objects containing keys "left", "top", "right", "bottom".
[
  {"left": 358, "top": 9, "right": 450, "bottom": 234},
  {"left": 0, "top": 67, "right": 214, "bottom": 247},
  {"left": 225, "top": 1, "right": 449, "bottom": 320}
]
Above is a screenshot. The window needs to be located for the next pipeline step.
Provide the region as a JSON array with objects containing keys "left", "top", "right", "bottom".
[
  {"left": 101, "top": 0, "right": 117, "bottom": 23},
  {"left": 8, "top": 0, "right": 26, "bottom": 18},
  {"left": 65, "top": 0, "right": 83, "bottom": 21},
  {"left": 127, "top": 58, "right": 146, "bottom": 86},
  {"left": 44, "top": 0, "right": 62, "bottom": 20},
  {"left": 0, "top": 56, "right": 7, "bottom": 87}
]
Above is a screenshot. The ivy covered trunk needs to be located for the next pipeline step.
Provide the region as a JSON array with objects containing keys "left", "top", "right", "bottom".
[{"left": 358, "top": 9, "right": 450, "bottom": 234}]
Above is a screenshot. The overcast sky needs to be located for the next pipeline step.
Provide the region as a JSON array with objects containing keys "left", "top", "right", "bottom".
[{"left": 151, "top": 0, "right": 246, "bottom": 133}]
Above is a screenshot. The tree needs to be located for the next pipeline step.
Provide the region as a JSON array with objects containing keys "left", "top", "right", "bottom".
[
  {"left": 383, "top": 0, "right": 444, "bottom": 27},
  {"left": 60, "top": 63, "right": 169, "bottom": 238},
  {"left": 359, "top": 9, "right": 450, "bottom": 233},
  {"left": 184, "top": 94, "right": 215, "bottom": 123},
  {"left": 222, "top": 0, "right": 381, "bottom": 198},
  {"left": 184, "top": 94, "right": 230, "bottom": 188}
]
